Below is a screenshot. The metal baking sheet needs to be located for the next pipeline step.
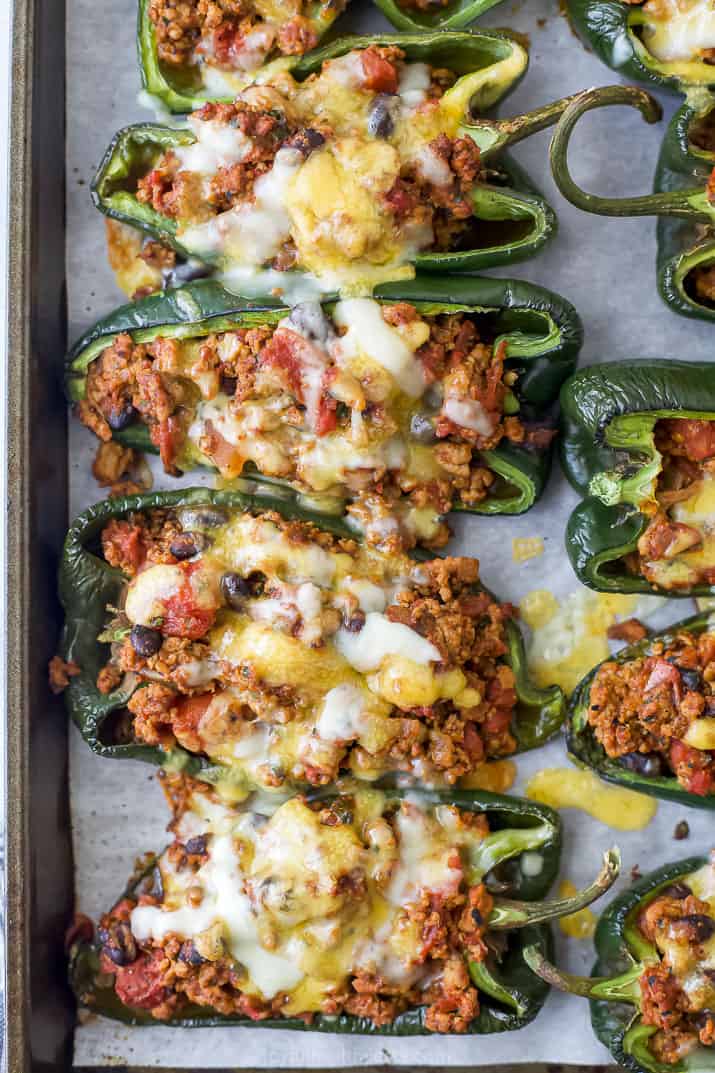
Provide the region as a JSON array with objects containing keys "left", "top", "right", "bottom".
[{"left": 62, "top": 0, "right": 715, "bottom": 1067}]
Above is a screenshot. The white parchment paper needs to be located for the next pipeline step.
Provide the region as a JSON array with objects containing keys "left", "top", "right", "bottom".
[{"left": 67, "top": 0, "right": 715, "bottom": 1065}]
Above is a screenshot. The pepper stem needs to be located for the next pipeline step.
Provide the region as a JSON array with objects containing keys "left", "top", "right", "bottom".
[
  {"left": 523, "top": 945, "right": 643, "bottom": 1005},
  {"left": 549, "top": 85, "right": 709, "bottom": 219},
  {"left": 489, "top": 848, "right": 620, "bottom": 929},
  {"left": 466, "top": 821, "right": 555, "bottom": 883},
  {"left": 467, "top": 93, "right": 593, "bottom": 160}
]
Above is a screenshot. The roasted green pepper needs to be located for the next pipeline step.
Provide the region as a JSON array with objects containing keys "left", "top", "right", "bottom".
[
  {"left": 526, "top": 853, "right": 714, "bottom": 1073},
  {"left": 138, "top": 0, "right": 349, "bottom": 114},
  {"left": 66, "top": 276, "right": 582, "bottom": 518},
  {"left": 373, "top": 0, "right": 509, "bottom": 33},
  {"left": 566, "top": 0, "right": 715, "bottom": 94},
  {"left": 59, "top": 486, "right": 566, "bottom": 785},
  {"left": 560, "top": 360, "right": 715, "bottom": 597},
  {"left": 549, "top": 84, "right": 715, "bottom": 322},
  {"left": 69, "top": 781, "right": 620, "bottom": 1032},
  {"left": 568, "top": 611, "right": 715, "bottom": 810},
  {"left": 93, "top": 32, "right": 573, "bottom": 285}
]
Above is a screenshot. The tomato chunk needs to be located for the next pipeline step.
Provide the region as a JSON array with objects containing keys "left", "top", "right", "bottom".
[{"left": 360, "top": 46, "right": 399, "bottom": 94}]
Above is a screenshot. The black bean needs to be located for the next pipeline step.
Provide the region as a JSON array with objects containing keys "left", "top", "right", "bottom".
[
  {"left": 221, "top": 572, "right": 251, "bottom": 609},
  {"left": 673, "top": 820, "right": 690, "bottom": 841},
  {"left": 220, "top": 375, "right": 237, "bottom": 396},
  {"left": 661, "top": 882, "right": 693, "bottom": 900},
  {"left": 170, "top": 531, "right": 206, "bottom": 561},
  {"left": 107, "top": 401, "right": 137, "bottom": 431},
  {"left": 185, "top": 835, "right": 208, "bottom": 855},
  {"left": 344, "top": 611, "right": 366, "bottom": 633},
  {"left": 410, "top": 413, "right": 436, "bottom": 444},
  {"left": 178, "top": 940, "right": 206, "bottom": 966},
  {"left": 177, "top": 506, "right": 229, "bottom": 530},
  {"left": 130, "top": 625, "right": 162, "bottom": 657},
  {"left": 679, "top": 667, "right": 703, "bottom": 692},
  {"left": 102, "top": 922, "right": 137, "bottom": 967},
  {"left": 675, "top": 914, "right": 715, "bottom": 943},
  {"left": 286, "top": 127, "right": 326, "bottom": 155},
  {"left": 620, "top": 752, "right": 664, "bottom": 778},
  {"left": 163, "top": 259, "right": 211, "bottom": 290},
  {"left": 367, "top": 95, "right": 396, "bottom": 139}
]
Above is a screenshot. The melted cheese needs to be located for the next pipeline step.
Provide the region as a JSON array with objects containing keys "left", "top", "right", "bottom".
[
  {"left": 175, "top": 116, "right": 254, "bottom": 176},
  {"left": 333, "top": 299, "right": 426, "bottom": 398},
  {"left": 557, "top": 880, "right": 597, "bottom": 940},
  {"left": 316, "top": 684, "right": 371, "bottom": 742},
  {"left": 443, "top": 396, "right": 495, "bottom": 436},
  {"left": 125, "top": 564, "right": 184, "bottom": 625},
  {"left": 334, "top": 611, "right": 440, "bottom": 672},
  {"left": 526, "top": 768, "right": 657, "bottom": 831},
  {"left": 641, "top": 0, "right": 715, "bottom": 62}
]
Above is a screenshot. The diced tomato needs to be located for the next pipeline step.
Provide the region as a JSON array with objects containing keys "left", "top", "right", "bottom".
[
  {"left": 669, "top": 740, "right": 713, "bottom": 797},
  {"left": 463, "top": 723, "right": 485, "bottom": 761},
  {"left": 261, "top": 331, "right": 304, "bottom": 400},
  {"left": 315, "top": 393, "right": 337, "bottom": 437},
  {"left": 212, "top": 24, "right": 242, "bottom": 67},
  {"left": 172, "top": 694, "right": 212, "bottom": 739},
  {"left": 151, "top": 415, "right": 183, "bottom": 473},
  {"left": 383, "top": 179, "right": 417, "bottom": 220},
  {"left": 360, "top": 46, "right": 398, "bottom": 93},
  {"left": 684, "top": 769, "right": 714, "bottom": 796},
  {"left": 162, "top": 563, "right": 217, "bottom": 640},
  {"left": 669, "top": 418, "right": 715, "bottom": 462},
  {"left": 106, "top": 951, "right": 167, "bottom": 1011},
  {"left": 202, "top": 420, "right": 245, "bottom": 479},
  {"left": 104, "top": 520, "right": 147, "bottom": 574}
]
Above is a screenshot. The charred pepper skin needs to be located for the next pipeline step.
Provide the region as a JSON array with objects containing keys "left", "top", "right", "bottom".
[
  {"left": 69, "top": 787, "right": 564, "bottom": 1033},
  {"left": 548, "top": 84, "right": 715, "bottom": 323},
  {"left": 567, "top": 611, "right": 715, "bottom": 812},
  {"left": 93, "top": 31, "right": 579, "bottom": 279},
  {"left": 560, "top": 359, "right": 715, "bottom": 598},
  {"left": 58, "top": 486, "right": 566, "bottom": 782},
  {"left": 566, "top": 0, "right": 715, "bottom": 94},
  {"left": 65, "top": 276, "right": 582, "bottom": 518},
  {"left": 526, "top": 856, "right": 709, "bottom": 1073}
]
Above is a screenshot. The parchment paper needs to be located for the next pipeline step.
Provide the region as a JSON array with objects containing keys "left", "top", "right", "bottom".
[{"left": 67, "top": 0, "right": 715, "bottom": 1065}]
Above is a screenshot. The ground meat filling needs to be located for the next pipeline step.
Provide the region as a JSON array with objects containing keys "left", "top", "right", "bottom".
[
  {"left": 625, "top": 418, "right": 715, "bottom": 590},
  {"left": 587, "top": 629, "right": 715, "bottom": 795},
  {"left": 96, "top": 506, "right": 520, "bottom": 788},
  {"left": 78, "top": 304, "right": 536, "bottom": 550},
  {"left": 635, "top": 864, "right": 715, "bottom": 1064},
  {"left": 81, "top": 777, "right": 508, "bottom": 1031},
  {"left": 149, "top": 0, "right": 343, "bottom": 73},
  {"left": 129, "top": 46, "right": 490, "bottom": 283}
]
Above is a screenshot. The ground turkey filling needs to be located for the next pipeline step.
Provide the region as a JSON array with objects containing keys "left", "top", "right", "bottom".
[
  {"left": 78, "top": 301, "right": 549, "bottom": 551},
  {"left": 691, "top": 168, "right": 715, "bottom": 307},
  {"left": 628, "top": 418, "right": 715, "bottom": 590},
  {"left": 635, "top": 859, "right": 715, "bottom": 1064},
  {"left": 149, "top": 0, "right": 344, "bottom": 72},
  {"left": 587, "top": 628, "right": 715, "bottom": 795},
  {"left": 96, "top": 506, "right": 519, "bottom": 789},
  {"left": 81, "top": 775, "right": 504, "bottom": 1031},
  {"left": 131, "top": 46, "right": 486, "bottom": 285}
]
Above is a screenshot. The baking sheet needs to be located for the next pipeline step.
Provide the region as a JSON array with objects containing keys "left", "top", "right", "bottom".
[{"left": 67, "top": 0, "right": 715, "bottom": 1066}]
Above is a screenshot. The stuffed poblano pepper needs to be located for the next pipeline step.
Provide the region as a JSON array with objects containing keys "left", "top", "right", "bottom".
[
  {"left": 549, "top": 84, "right": 715, "bottom": 323},
  {"left": 566, "top": 0, "right": 715, "bottom": 94},
  {"left": 138, "top": 0, "right": 352, "bottom": 114},
  {"left": 526, "top": 852, "right": 715, "bottom": 1072},
  {"left": 568, "top": 611, "right": 715, "bottom": 807},
  {"left": 561, "top": 360, "right": 715, "bottom": 597},
  {"left": 93, "top": 33, "right": 572, "bottom": 296},
  {"left": 69, "top": 772, "right": 619, "bottom": 1032},
  {"left": 57, "top": 487, "right": 566, "bottom": 795},
  {"left": 67, "top": 277, "right": 582, "bottom": 544}
]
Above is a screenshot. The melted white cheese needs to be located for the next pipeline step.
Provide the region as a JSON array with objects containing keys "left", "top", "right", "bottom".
[
  {"left": 643, "top": 0, "right": 715, "bottom": 62},
  {"left": 398, "top": 63, "right": 432, "bottom": 110},
  {"left": 386, "top": 805, "right": 463, "bottom": 905},
  {"left": 334, "top": 611, "right": 440, "bottom": 672},
  {"left": 175, "top": 116, "right": 254, "bottom": 176},
  {"left": 315, "top": 684, "right": 371, "bottom": 741},
  {"left": 333, "top": 299, "right": 426, "bottom": 398},
  {"left": 443, "top": 396, "right": 495, "bottom": 436},
  {"left": 124, "top": 564, "right": 184, "bottom": 625}
]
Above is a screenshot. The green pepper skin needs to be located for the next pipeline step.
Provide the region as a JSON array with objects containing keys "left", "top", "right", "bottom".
[
  {"left": 566, "top": 0, "right": 715, "bottom": 94},
  {"left": 568, "top": 611, "right": 715, "bottom": 811},
  {"left": 66, "top": 276, "right": 582, "bottom": 518},
  {"left": 656, "top": 98, "right": 715, "bottom": 323},
  {"left": 591, "top": 856, "right": 708, "bottom": 1073},
  {"left": 373, "top": 0, "right": 507, "bottom": 33},
  {"left": 69, "top": 787, "right": 558, "bottom": 1032},
  {"left": 94, "top": 31, "right": 563, "bottom": 278},
  {"left": 560, "top": 360, "right": 715, "bottom": 597},
  {"left": 59, "top": 486, "right": 566, "bottom": 780}
]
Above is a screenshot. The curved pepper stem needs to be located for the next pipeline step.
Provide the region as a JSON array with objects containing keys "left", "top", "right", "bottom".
[
  {"left": 549, "top": 85, "right": 711, "bottom": 220},
  {"left": 468, "top": 93, "right": 593, "bottom": 160},
  {"left": 524, "top": 945, "right": 643, "bottom": 1004},
  {"left": 466, "top": 821, "right": 555, "bottom": 883},
  {"left": 489, "top": 848, "right": 621, "bottom": 929}
]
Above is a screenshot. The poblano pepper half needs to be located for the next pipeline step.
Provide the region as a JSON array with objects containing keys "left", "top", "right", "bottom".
[
  {"left": 560, "top": 360, "right": 715, "bottom": 598},
  {"left": 93, "top": 32, "right": 578, "bottom": 291},
  {"left": 69, "top": 779, "right": 619, "bottom": 1033},
  {"left": 66, "top": 276, "right": 582, "bottom": 522},
  {"left": 549, "top": 84, "right": 715, "bottom": 323},
  {"left": 526, "top": 853, "right": 715, "bottom": 1073}
]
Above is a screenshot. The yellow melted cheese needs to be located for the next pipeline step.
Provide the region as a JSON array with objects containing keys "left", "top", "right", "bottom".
[
  {"left": 641, "top": 0, "right": 715, "bottom": 63},
  {"left": 526, "top": 768, "right": 657, "bottom": 831},
  {"left": 557, "top": 880, "right": 597, "bottom": 940}
]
